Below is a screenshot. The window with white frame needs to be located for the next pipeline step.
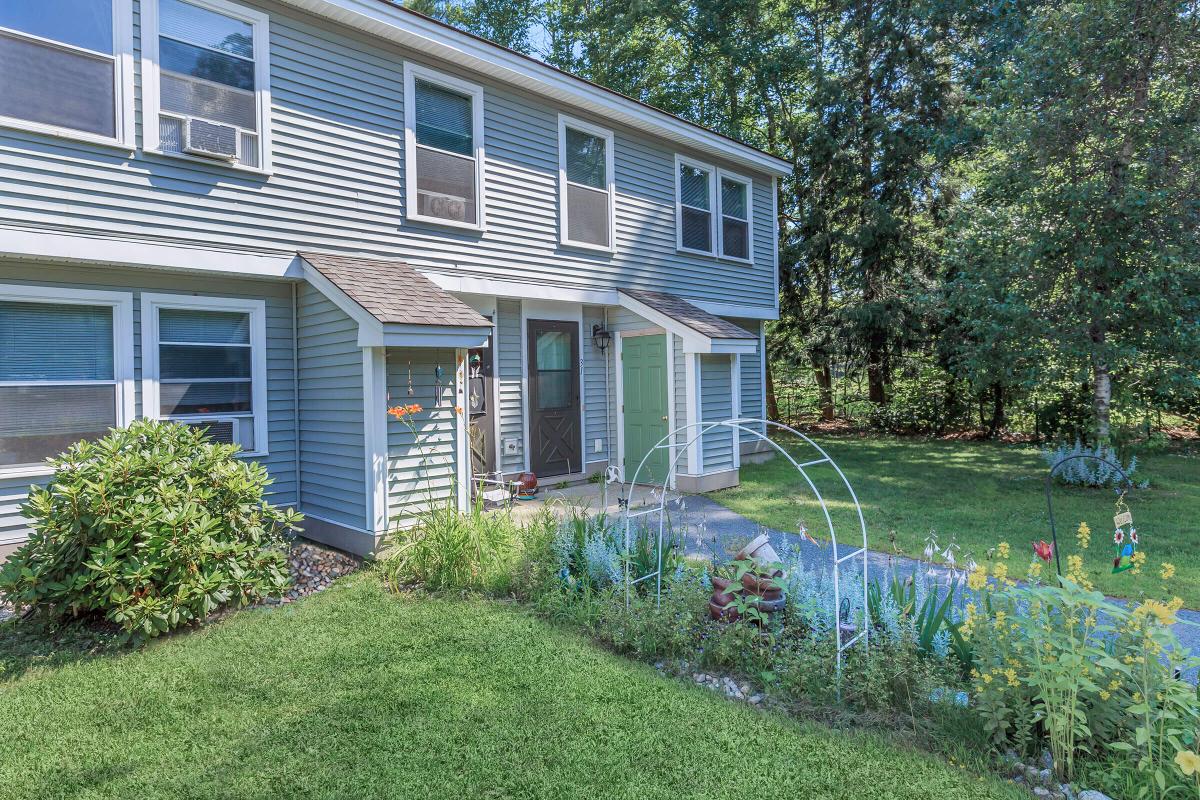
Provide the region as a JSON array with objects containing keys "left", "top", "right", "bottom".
[
  {"left": 559, "top": 116, "right": 614, "bottom": 250},
  {"left": 142, "top": 295, "right": 267, "bottom": 455},
  {"left": 676, "top": 157, "right": 715, "bottom": 254},
  {"left": 404, "top": 63, "right": 484, "bottom": 229},
  {"left": 718, "top": 172, "right": 752, "bottom": 262},
  {"left": 143, "top": 0, "right": 270, "bottom": 170},
  {"left": 0, "top": 0, "right": 133, "bottom": 143},
  {"left": 0, "top": 286, "right": 133, "bottom": 475}
]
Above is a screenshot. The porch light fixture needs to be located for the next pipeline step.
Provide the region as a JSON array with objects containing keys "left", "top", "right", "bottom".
[{"left": 591, "top": 324, "right": 612, "bottom": 352}]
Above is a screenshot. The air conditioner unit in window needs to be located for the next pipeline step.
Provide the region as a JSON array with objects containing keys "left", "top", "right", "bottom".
[
  {"left": 181, "top": 418, "right": 239, "bottom": 446},
  {"left": 418, "top": 190, "right": 467, "bottom": 221},
  {"left": 184, "top": 118, "right": 239, "bottom": 160}
]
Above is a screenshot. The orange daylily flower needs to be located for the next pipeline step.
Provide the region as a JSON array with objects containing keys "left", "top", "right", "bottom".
[{"left": 388, "top": 403, "right": 423, "bottom": 419}]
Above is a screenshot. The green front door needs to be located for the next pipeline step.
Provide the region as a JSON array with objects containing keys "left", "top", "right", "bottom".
[{"left": 622, "top": 334, "right": 669, "bottom": 484}]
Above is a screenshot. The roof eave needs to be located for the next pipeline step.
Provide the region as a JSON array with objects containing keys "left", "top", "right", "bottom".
[{"left": 274, "top": 0, "right": 793, "bottom": 177}]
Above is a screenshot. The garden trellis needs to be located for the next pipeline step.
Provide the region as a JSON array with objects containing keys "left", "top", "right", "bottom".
[{"left": 620, "top": 418, "right": 871, "bottom": 679}]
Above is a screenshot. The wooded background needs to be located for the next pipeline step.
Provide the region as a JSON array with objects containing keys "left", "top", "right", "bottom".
[{"left": 407, "top": 0, "right": 1200, "bottom": 443}]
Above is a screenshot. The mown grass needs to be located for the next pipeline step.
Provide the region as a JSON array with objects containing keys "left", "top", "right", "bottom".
[
  {"left": 711, "top": 436, "right": 1200, "bottom": 606},
  {"left": 0, "top": 573, "right": 1022, "bottom": 800}
]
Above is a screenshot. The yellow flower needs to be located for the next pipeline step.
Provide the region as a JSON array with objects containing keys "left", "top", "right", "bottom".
[
  {"left": 982, "top": 673, "right": 993, "bottom": 684},
  {"left": 1004, "top": 668, "right": 1019, "bottom": 688},
  {"left": 992, "top": 562, "right": 1008, "bottom": 583},
  {"left": 967, "top": 565, "right": 988, "bottom": 592},
  {"left": 1160, "top": 562, "right": 1177, "bottom": 581},
  {"left": 1131, "top": 550, "right": 1147, "bottom": 575},
  {"left": 994, "top": 610, "right": 1007, "bottom": 627},
  {"left": 1099, "top": 690, "right": 1111, "bottom": 701},
  {"left": 997, "top": 542, "right": 1011, "bottom": 559},
  {"left": 1133, "top": 691, "right": 1143, "bottom": 703},
  {"left": 1176, "top": 751, "right": 1200, "bottom": 777},
  {"left": 1027, "top": 560, "right": 1043, "bottom": 580},
  {"left": 1134, "top": 598, "right": 1180, "bottom": 627},
  {"left": 1076, "top": 522, "right": 1091, "bottom": 550},
  {"left": 1108, "top": 679, "right": 1120, "bottom": 691}
]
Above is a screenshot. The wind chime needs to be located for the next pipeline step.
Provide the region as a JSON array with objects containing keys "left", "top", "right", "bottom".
[{"left": 1111, "top": 494, "right": 1139, "bottom": 574}]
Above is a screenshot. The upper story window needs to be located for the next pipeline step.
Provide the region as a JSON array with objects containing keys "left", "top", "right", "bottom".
[
  {"left": 718, "top": 172, "right": 753, "bottom": 262},
  {"left": 0, "top": 285, "right": 134, "bottom": 478},
  {"left": 558, "top": 115, "right": 615, "bottom": 252},
  {"left": 404, "top": 62, "right": 485, "bottom": 230},
  {"left": 676, "top": 156, "right": 715, "bottom": 255},
  {"left": 0, "top": 0, "right": 134, "bottom": 145},
  {"left": 142, "top": 0, "right": 271, "bottom": 171},
  {"left": 142, "top": 294, "right": 268, "bottom": 456}
]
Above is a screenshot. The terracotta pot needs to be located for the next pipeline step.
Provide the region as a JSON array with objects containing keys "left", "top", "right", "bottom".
[
  {"left": 736, "top": 532, "right": 781, "bottom": 569},
  {"left": 708, "top": 600, "right": 740, "bottom": 621},
  {"left": 741, "top": 571, "right": 783, "bottom": 595},
  {"left": 711, "top": 576, "right": 734, "bottom": 593},
  {"left": 752, "top": 596, "right": 787, "bottom": 614},
  {"left": 710, "top": 590, "right": 736, "bottom": 607}
]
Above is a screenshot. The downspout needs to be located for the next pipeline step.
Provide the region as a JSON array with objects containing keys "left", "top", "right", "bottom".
[{"left": 291, "top": 281, "right": 301, "bottom": 510}]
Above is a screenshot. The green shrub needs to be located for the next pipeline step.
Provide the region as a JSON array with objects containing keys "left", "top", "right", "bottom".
[{"left": 0, "top": 419, "right": 301, "bottom": 639}]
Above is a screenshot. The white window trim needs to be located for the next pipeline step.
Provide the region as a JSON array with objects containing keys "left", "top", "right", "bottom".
[
  {"left": 717, "top": 168, "right": 754, "bottom": 265},
  {"left": 675, "top": 154, "right": 717, "bottom": 257},
  {"left": 403, "top": 61, "right": 487, "bottom": 232},
  {"left": 557, "top": 114, "right": 616, "bottom": 254},
  {"left": 0, "top": 0, "right": 135, "bottom": 149},
  {"left": 140, "top": 0, "right": 273, "bottom": 175},
  {"left": 141, "top": 293, "right": 269, "bottom": 458},
  {"left": 0, "top": 284, "right": 135, "bottom": 479}
]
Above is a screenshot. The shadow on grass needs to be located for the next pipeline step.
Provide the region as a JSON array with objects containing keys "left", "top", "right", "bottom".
[{"left": 0, "top": 615, "right": 127, "bottom": 682}]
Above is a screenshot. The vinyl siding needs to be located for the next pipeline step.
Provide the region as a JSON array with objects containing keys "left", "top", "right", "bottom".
[
  {"left": 296, "top": 281, "right": 365, "bottom": 530},
  {"left": 0, "top": 260, "right": 299, "bottom": 545},
  {"left": 582, "top": 305, "right": 611, "bottom": 464},
  {"left": 0, "top": 0, "right": 775, "bottom": 312},
  {"left": 700, "top": 354, "right": 735, "bottom": 472},
  {"left": 495, "top": 299, "right": 524, "bottom": 474},
  {"left": 385, "top": 347, "right": 458, "bottom": 525},
  {"left": 729, "top": 318, "right": 765, "bottom": 441}
]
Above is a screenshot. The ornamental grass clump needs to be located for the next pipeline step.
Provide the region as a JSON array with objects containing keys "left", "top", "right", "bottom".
[{"left": 0, "top": 419, "right": 302, "bottom": 640}]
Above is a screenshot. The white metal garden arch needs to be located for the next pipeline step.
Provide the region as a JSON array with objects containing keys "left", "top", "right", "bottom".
[{"left": 620, "top": 418, "right": 871, "bottom": 675}]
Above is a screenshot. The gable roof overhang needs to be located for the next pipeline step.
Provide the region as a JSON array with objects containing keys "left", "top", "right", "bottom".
[
  {"left": 300, "top": 252, "right": 494, "bottom": 348},
  {"left": 617, "top": 288, "right": 758, "bottom": 355},
  {"left": 273, "top": 0, "right": 792, "bottom": 179}
]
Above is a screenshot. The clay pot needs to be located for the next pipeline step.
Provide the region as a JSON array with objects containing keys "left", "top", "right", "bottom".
[
  {"left": 736, "top": 533, "right": 781, "bottom": 570},
  {"left": 711, "top": 590, "right": 736, "bottom": 607},
  {"left": 752, "top": 596, "right": 788, "bottom": 614},
  {"left": 708, "top": 599, "right": 740, "bottom": 621},
  {"left": 711, "top": 576, "right": 734, "bottom": 593},
  {"left": 740, "top": 571, "right": 783, "bottom": 596}
]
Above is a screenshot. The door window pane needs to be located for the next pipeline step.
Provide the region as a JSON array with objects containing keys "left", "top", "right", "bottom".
[
  {"left": 536, "top": 331, "right": 571, "bottom": 370},
  {"left": 414, "top": 79, "right": 473, "bottom": 156},
  {"left": 160, "top": 0, "right": 253, "bottom": 59},
  {"left": 0, "top": 0, "right": 113, "bottom": 53},
  {"left": 0, "top": 385, "right": 116, "bottom": 467},
  {"left": 0, "top": 31, "right": 115, "bottom": 137},
  {"left": 536, "top": 371, "right": 571, "bottom": 410}
]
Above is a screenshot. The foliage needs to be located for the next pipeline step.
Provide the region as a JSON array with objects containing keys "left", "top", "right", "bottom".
[
  {"left": 0, "top": 419, "right": 299, "bottom": 640},
  {"left": 545, "top": 505, "right": 682, "bottom": 595},
  {"left": 1042, "top": 439, "right": 1144, "bottom": 489},
  {"left": 0, "top": 573, "right": 1027, "bottom": 799},
  {"left": 378, "top": 494, "right": 527, "bottom": 594},
  {"left": 867, "top": 572, "right": 971, "bottom": 667}
]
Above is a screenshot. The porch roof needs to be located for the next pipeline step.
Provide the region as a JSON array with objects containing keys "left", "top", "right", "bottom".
[
  {"left": 617, "top": 288, "right": 758, "bottom": 354},
  {"left": 299, "top": 252, "right": 493, "bottom": 348}
]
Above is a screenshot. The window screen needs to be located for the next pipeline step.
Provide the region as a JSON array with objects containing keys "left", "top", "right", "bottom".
[
  {"left": 679, "top": 163, "right": 713, "bottom": 253},
  {"left": 0, "top": 0, "right": 117, "bottom": 138},
  {"left": 0, "top": 300, "right": 117, "bottom": 468},
  {"left": 720, "top": 177, "right": 750, "bottom": 260},
  {"left": 563, "top": 127, "right": 611, "bottom": 248},
  {"left": 157, "top": 0, "right": 260, "bottom": 165},
  {"left": 155, "top": 307, "right": 255, "bottom": 449}
]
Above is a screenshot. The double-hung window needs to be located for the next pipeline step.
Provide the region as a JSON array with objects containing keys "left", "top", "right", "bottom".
[
  {"left": 558, "top": 115, "right": 615, "bottom": 251},
  {"left": 142, "top": 0, "right": 271, "bottom": 170},
  {"left": 142, "top": 295, "right": 267, "bottom": 456},
  {"left": 0, "top": 286, "right": 134, "bottom": 477},
  {"left": 404, "top": 63, "right": 485, "bottom": 229},
  {"left": 676, "top": 156, "right": 716, "bottom": 255},
  {"left": 718, "top": 171, "right": 753, "bottom": 262},
  {"left": 0, "top": 0, "right": 134, "bottom": 145}
]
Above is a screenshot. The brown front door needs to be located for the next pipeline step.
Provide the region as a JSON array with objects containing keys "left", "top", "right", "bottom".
[{"left": 527, "top": 319, "right": 581, "bottom": 477}]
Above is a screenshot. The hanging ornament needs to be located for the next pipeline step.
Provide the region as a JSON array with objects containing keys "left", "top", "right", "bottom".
[
  {"left": 434, "top": 364, "right": 445, "bottom": 404},
  {"left": 406, "top": 360, "right": 414, "bottom": 397},
  {"left": 1112, "top": 496, "right": 1138, "bottom": 573}
]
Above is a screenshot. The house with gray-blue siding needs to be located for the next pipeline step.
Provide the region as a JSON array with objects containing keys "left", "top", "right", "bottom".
[{"left": 0, "top": 0, "right": 788, "bottom": 556}]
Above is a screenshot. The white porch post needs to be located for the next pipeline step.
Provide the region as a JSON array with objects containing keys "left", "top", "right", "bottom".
[
  {"left": 363, "top": 347, "right": 389, "bottom": 538},
  {"left": 455, "top": 348, "right": 470, "bottom": 511},
  {"left": 685, "top": 353, "right": 701, "bottom": 475}
]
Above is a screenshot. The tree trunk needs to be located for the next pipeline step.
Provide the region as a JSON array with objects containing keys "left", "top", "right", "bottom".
[
  {"left": 812, "top": 353, "right": 834, "bottom": 421},
  {"left": 986, "top": 383, "right": 1005, "bottom": 438},
  {"left": 765, "top": 357, "right": 779, "bottom": 422},
  {"left": 1091, "top": 323, "right": 1112, "bottom": 442}
]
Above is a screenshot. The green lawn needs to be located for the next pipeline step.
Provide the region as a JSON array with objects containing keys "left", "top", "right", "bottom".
[
  {"left": 0, "top": 574, "right": 1021, "bottom": 800},
  {"left": 711, "top": 436, "right": 1200, "bottom": 606}
]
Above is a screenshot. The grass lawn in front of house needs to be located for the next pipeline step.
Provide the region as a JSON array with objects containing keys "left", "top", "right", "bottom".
[
  {"left": 0, "top": 573, "right": 1023, "bottom": 800},
  {"left": 710, "top": 436, "right": 1200, "bottom": 606}
]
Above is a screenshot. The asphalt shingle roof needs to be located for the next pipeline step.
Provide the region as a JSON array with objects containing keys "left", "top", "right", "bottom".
[
  {"left": 300, "top": 252, "right": 491, "bottom": 328},
  {"left": 619, "top": 288, "right": 756, "bottom": 341}
]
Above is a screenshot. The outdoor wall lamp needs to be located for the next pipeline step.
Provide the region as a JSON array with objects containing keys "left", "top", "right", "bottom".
[{"left": 591, "top": 324, "right": 612, "bottom": 352}]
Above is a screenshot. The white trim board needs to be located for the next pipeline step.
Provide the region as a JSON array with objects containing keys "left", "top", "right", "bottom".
[
  {"left": 362, "top": 347, "right": 389, "bottom": 533},
  {"left": 271, "top": 0, "right": 792, "bottom": 177}
]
